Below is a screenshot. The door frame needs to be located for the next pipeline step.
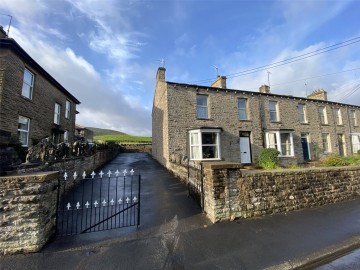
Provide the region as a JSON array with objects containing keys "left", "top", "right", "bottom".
[{"left": 239, "top": 131, "right": 252, "bottom": 164}]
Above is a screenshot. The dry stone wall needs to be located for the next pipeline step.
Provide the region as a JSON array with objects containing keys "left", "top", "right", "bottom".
[
  {"left": 0, "top": 172, "right": 58, "bottom": 255},
  {"left": 202, "top": 163, "right": 360, "bottom": 223}
]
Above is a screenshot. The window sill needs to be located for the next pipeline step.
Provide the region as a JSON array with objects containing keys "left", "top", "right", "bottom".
[
  {"left": 197, "top": 118, "right": 212, "bottom": 121},
  {"left": 21, "top": 96, "right": 33, "bottom": 102},
  {"left": 239, "top": 119, "right": 252, "bottom": 122},
  {"left": 337, "top": 124, "right": 344, "bottom": 127},
  {"left": 278, "top": 156, "right": 295, "bottom": 158},
  {"left": 321, "top": 124, "right": 329, "bottom": 126},
  {"left": 300, "top": 122, "right": 309, "bottom": 125},
  {"left": 270, "top": 121, "right": 281, "bottom": 124}
]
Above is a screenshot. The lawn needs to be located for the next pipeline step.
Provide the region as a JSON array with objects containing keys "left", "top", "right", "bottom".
[{"left": 94, "top": 134, "right": 152, "bottom": 144}]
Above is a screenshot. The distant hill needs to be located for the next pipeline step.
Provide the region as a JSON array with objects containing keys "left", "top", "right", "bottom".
[{"left": 86, "top": 127, "right": 127, "bottom": 137}]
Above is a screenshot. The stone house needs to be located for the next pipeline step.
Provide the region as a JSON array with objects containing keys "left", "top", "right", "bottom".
[
  {"left": 0, "top": 26, "right": 80, "bottom": 148},
  {"left": 75, "top": 124, "right": 94, "bottom": 142},
  {"left": 152, "top": 67, "right": 360, "bottom": 167}
]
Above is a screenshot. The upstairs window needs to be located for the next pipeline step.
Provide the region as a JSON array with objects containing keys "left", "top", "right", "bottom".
[
  {"left": 265, "top": 131, "right": 294, "bottom": 157},
  {"left": 297, "top": 104, "right": 307, "bottom": 123},
  {"left": 189, "top": 129, "right": 221, "bottom": 160},
  {"left": 65, "top": 100, "right": 71, "bottom": 119},
  {"left": 318, "top": 106, "right": 328, "bottom": 124},
  {"left": 196, "top": 95, "right": 208, "bottom": 119},
  {"left": 269, "top": 101, "right": 278, "bottom": 122},
  {"left": 351, "top": 110, "right": 358, "bottom": 126},
  {"left": 337, "top": 108, "right": 343, "bottom": 125},
  {"left": 18, "top": 116, "right": 30, "bottom": 147},
  {"left": 21, "top": 68, "right": 34, "bottom": 99},
  {"left": 54, "top": 103, "right": 61, "bottom": 124},
  {"left": 238, "top": 98, "right": 248, "bottom": 120}
]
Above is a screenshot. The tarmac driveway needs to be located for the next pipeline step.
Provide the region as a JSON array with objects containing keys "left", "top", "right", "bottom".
[{"left": 1, "top": 153, "right": 360, "bottom": 269}]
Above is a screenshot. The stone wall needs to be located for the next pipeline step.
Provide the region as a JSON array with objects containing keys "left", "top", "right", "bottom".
[
  {"left": 14, "top": 147, "right": 119, "bottom": 175},
  {"left": 0, "top": 147, "right": 119, "bottom": 255},
  {"left": 203, "top": 163, "right": 360, "bottom": 223},
  {"left": 0, "top": 172, "right": 58, "bottom": 255}
]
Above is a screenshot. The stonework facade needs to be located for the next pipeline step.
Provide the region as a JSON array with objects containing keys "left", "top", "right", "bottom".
[
  {"left": 0, "top": 29, "right": 80, "bottom": 148},
  {"left": 152, "top": 68, "right": 360, "bottom": 168}
]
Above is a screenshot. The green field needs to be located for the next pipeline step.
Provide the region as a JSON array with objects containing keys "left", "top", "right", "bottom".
[{"left": 94, "top": 134, "right": 152, "bottom": 144}]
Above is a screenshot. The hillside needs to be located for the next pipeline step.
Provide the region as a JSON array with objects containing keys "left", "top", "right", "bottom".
[{"left": 86, "top": 127, "right": 127, "bottom": 137}]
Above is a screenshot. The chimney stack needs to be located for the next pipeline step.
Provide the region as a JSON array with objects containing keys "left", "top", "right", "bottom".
[
  {"left": 307, "top": 89, "right": 328, "bottom": 101},
  {"left": 211, "top": 76, "right": 227, "bottom": 89},
  {"left": 156, "top": 67, "right": 166, "bottom": 82},
  {"left": 259, "top": 85, "right": 270, "bottom": 93}
]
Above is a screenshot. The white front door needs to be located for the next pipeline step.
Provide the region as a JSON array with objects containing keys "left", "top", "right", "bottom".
[{"left": 240, "top": 136, "right": 251, "bottom": 164}]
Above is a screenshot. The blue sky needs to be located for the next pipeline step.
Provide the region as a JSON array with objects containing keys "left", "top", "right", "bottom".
[{"left": 1, "top": 0, "right": 360, "bottom": 136}]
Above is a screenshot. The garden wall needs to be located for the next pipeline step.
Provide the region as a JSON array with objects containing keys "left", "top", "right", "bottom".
[{"left": 203, "top": 162, "right": 360, "bottom": 223}]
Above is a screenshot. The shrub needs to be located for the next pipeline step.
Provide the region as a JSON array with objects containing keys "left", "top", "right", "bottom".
[
  {"left": 322, "top": 155, "right": 349, "bottom": 167},
  {"left": 258, "top": 148, "right": 280, "bottom": 169}
]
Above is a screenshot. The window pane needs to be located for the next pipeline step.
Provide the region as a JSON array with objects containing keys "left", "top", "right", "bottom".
[
  {"left": 268, "top": 133, "right": 277, "bottom": 149},
  {"left": 298, "top": 105, "right": 305, "bottom": 122},
  {"left": 191, "top": 146, "right": 201, "bottom": 159},
  {"left": 202, "top": 146, "right": 218, "bottom": 159},
  {"left": 202, "top": 132, "right": 217, "bottom": 144},
  {"left": 197, "top": 95, "right": 207, "bottom": 106},
  {"left": 190, "top": 133, "right": 199, "bottom": 145},
  {"left": 197, "top": 107, "right": 208, "bottom": 118},
  {"left": 18, "top": 131, "right": 28, "bottom": 146},
  {"left": 24, "top": 69, "right": 33, "bottom": 84},
  {"left": 18, "top": 116, "right": 29, "bottom": 130}
]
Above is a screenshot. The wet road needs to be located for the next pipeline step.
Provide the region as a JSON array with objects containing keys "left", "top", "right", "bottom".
[
  {"left": 1, "top": 153, "right": 360, "bottom": 269},
  {"left": 316, "top": 248, "right": 360, "bottom": 269}
]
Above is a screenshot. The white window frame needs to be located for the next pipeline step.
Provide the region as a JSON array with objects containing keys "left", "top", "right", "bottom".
[
  {"left": 238, "top": 98, "right": 248, "bottom": 120},
  {"left": 54, "top": 103, "right": 61, "bottom": 124},
  {"left": 337, "top": 108, "right": 343, "bottom": 125},
  {"left": 322, "top": 133, "right": 331, "bottom": 153},
  {"left": 265, "top": 131, "right": 294, "bottom": 157},
  {"left": 298, "top": 104, "right": 307, "bottom": 123},
  {"left": 65, "top": 100, "right": 71, "bottom": 119},
  {"left": 18, "top": 115, "right": 30, "bottom": 147},
  {"left": 351, "top": 110, "right": 357, "bottom": 126},
  {"left": 21, "top": 68, "right": 34, "bottom": 99},
  {"left": 318, "top": 106, "right": 328, "bottom": 124},
  {"left": 269, "top": 101, "right": 278, "bottom": 122},
  {"left": 352, "top": 134, "right": 360, "bottom": 154},
  {"left": 196, "top": 95, "right": 208, "bottom": 119},
  {"left": 64, "top": 130, "right": 69, "bottom": 143},
  {"left": 189, "top": 129, "right": 221, "bottom": 160}
]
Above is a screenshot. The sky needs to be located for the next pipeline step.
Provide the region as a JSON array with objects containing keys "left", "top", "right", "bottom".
[{"left": 1, "top": 0, "right": 360, "bottom": 136}]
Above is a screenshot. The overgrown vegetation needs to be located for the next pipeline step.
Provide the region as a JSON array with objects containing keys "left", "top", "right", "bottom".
[
  {"left": 322, "top": 154, "right": 360, "bottom": 167},
  {"left": 94, "top": 134, "right": 152, "bottom": 144},
  {"left": 258, "top": 148, "right": 280, "bottom": 169}
]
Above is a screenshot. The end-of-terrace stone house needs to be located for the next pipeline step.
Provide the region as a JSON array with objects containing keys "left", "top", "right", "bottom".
[
  {"left": 152, "top": 67, "right": 360, "bottom": 168},
  {"left": 0, "top": 26, "right": 80, "bottom": 149}
]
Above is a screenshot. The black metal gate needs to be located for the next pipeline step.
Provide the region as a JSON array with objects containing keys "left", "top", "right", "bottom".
[
  {"left": 56, "top": 169, "right": 141, "bottom": 237},
  {"left": 187, "top": 161, "right": 204, "bottom": 210}
]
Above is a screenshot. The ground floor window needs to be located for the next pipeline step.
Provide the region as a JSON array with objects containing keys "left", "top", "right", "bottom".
[
  {"left": 18, "top": 115, "right": 30, "bottom": 147},
  {"left": 64, "top": 130, "right": 69, "bottom": 143},
  {"left": 265, "top": 131, "right": 294, "bottom": 157},
  {"left": 322, "top": 133, "right": 331, "bottom": 153},
  {"left": 352, "top": 134, "right": 360, "bottom": 153},
  {"left": 189, "top": 129, "right": 221, "bottom": 160}
]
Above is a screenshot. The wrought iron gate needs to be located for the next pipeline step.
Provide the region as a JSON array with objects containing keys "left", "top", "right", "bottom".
[
  {"left": 187, "top": 161, "right": 204, "bottom": 210},
  {"left": 56, "top": 169, "right": 140, "bottom": 237}
]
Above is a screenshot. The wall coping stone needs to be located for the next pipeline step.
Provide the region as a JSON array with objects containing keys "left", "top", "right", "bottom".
[
  {"left": 202, "top": 161, "right": 242, "bottom": 170},
  {"left": 240, "top": 165, "right": 360, "bottom": 176},
  {"left": 0, "top": 171, "right": 59, "bottom": 182}
]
